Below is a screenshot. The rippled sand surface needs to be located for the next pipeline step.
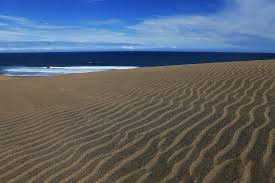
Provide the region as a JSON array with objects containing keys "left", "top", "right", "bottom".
[{"left": 0, "top": 60, "right": 274, "bottom": 183}]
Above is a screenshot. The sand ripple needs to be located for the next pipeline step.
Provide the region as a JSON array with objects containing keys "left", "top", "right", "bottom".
[{"left": 0, "top": 60, "right": 274, "bottom": 182}]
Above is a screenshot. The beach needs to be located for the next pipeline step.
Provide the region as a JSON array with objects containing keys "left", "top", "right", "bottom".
[{"left": 0, "top": 60, "right": 274, "bottom": 182}]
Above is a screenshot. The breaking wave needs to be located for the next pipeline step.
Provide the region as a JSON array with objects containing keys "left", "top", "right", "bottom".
[{"left": 1, "top": 66, "right": 138, "bottom": 76}]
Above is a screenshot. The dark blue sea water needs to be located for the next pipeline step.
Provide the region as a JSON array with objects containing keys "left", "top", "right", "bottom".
[{"left": 0, "top": 52, "right": 275, "bottom": 76}]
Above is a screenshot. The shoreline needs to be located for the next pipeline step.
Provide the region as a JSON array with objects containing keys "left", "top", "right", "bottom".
[
  {"left": 0, "top": 76, "right": 12, "bottom": 80},
  {"left": 1, "top": 59, "right": 275, "bottom": 77}
]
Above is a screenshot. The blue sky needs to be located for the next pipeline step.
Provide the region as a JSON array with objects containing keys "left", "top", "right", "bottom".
[{"left": 0, "top": 0, "right": 275, "bottom": 52}]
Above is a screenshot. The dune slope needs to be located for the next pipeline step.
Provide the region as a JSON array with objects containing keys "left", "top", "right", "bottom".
[{"left": 0, "top": 60, "right": 274, "bottom": 183}]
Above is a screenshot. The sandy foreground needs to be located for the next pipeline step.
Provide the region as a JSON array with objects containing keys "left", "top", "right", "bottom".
[{"left": 0, "top": 60, "right": 274, "bottom": 183}]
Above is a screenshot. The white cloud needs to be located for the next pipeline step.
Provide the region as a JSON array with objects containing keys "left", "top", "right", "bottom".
[
  {"left": 0, "top": 15, "right": 131, "bottom": 43},
  {"left": 0, "top": 0, "right": 274, "bottom": 52},
  {"left": 0, "top": 15, "right": 32, "bottom": 25},
  {"left": 121, "top": 45, "right": 135, "bottom": 50},
  {"left": 127, "top": 0, "right": 275, "bottom": 51},
  {"left": 0, "top": 41, "right": 144, "bottom": 52},
  {"left": 0, "top": 22, "right": 8, "bottom": 26}
]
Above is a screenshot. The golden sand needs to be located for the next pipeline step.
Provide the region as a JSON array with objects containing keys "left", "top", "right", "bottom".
[
  {"left": 0, "top": 76, "right": 12, "bottom": 81},
  {"left": 0, "top": 60, "right": 274, "bottom": 182}
]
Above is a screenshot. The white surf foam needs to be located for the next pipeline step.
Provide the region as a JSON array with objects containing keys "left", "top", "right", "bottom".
[{"left": 2, "top": 66, "right": 138, "bottom": 76}]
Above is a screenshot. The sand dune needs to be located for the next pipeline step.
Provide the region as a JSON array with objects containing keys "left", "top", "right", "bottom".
[{"left": 0, "top": 60, "right": 274, "bottom": 183}]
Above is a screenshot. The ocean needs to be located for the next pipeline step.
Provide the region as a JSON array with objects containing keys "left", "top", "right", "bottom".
[{"left": 0, "top": 51, "right": 275, "bottom": 76}]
